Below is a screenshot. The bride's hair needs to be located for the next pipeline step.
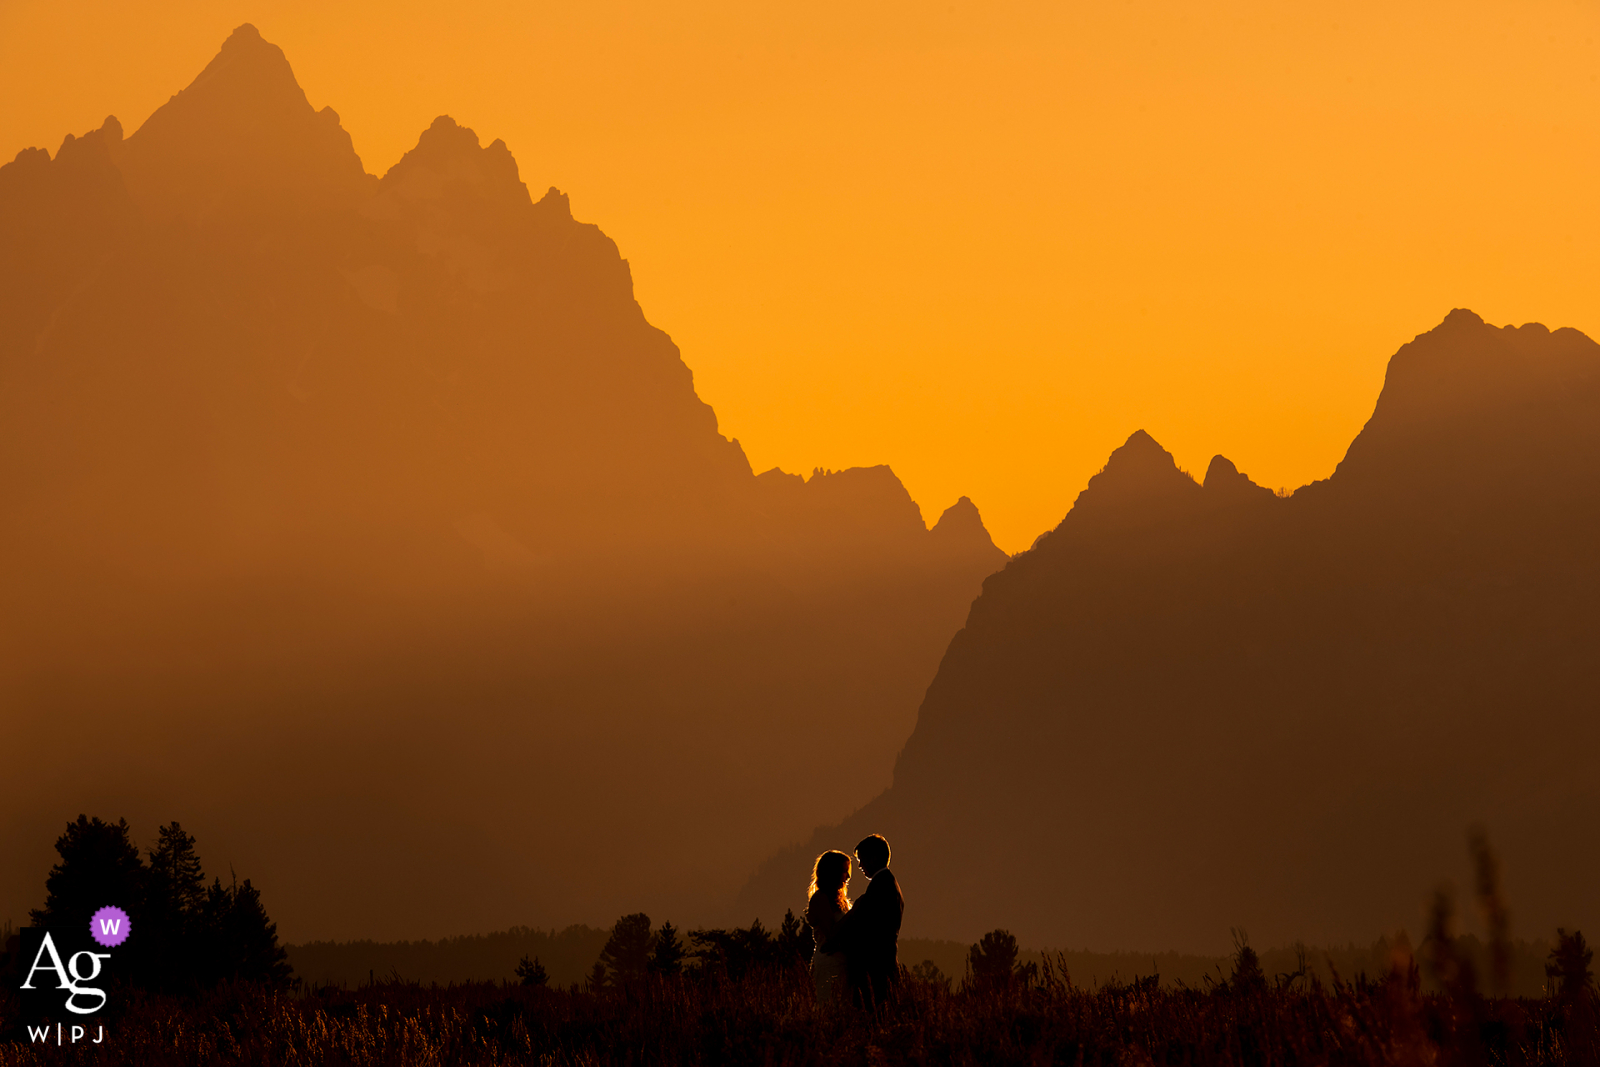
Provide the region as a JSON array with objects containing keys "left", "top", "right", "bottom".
[{"left": 807, "top": 850, "right": 851, "bottom": 912}]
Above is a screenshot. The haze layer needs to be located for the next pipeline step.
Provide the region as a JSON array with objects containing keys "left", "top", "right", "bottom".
[{"left": 0, "top": 27, "right": 1005, "bottom": 939}]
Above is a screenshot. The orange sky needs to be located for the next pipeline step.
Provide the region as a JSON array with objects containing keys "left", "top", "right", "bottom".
[{"left": 5, "top": 0, "right": 1598, "bottom": 552}]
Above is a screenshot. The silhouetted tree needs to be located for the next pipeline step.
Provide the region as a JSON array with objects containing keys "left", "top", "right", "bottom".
[
  {"left": 198, "top": 876, "right": 293, "bottom": 988},
  {"left": 30, "top": 815, "right": 292, "bottom": 991},
  {"left": 909, "top": 959, "right": 949, "bottom": 990},
  {"left": 648, "top": 922, "right": 685, "bottom": 977},
  {"left": 597, "top": 913, "right": 654, "bottom": 986},
  {"left": 515, "top": 955, "right": 549, "bottom": 986},
  {"left": 776, "top": 909, "right": 813, "bottom": 969},
  {"left": 688, "top": 920, "right": 777, "bottom": 981},
  {"left": 148, "top": 822, "right": 207, "bottom": 914},
  {"left": 145, "top": 822, "right": 206, "bottom": 989},
  {"left": 968, "top": 929, "right": 1021, "bottom": 990},
  {"left": 1230, "top": 930, "right": 1267, "bottom": 996},
  {"left": 1548, "top": 929, "right": 1595, "bottom": 1001},
  {"left": 30, "top": 816, "right": 146, "bottom": 930},
  {"left": 585, "top": 960, "right": 608, "bottom": 992},
  {"left": 1547, "top": 929, "right": 1599, "bottom": 1064}
]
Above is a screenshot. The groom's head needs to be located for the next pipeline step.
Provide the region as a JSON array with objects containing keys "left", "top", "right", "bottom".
[{"left": 855, "top": 834, "right": 891, "bottom": 876}]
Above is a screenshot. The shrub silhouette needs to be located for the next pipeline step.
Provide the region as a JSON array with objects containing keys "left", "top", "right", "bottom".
[
  {"left": 909, "top": 959, "right": 949, "bottom": 990},
  {"left": 967, "top": 929, "right": 1022, "bottom": 990},
  {"left": 514, "top": 955, "right": 549, "bottom": 987}
]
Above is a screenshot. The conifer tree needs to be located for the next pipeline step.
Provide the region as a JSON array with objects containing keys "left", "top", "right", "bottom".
[
  {"left": 515, "top": 955, "right": 549, "bottom": 986},
  {"left": 30, "top": 816, "right": 146, "bottom": 930},
  {"left": 776, "top": 909, "right": 812, "bottom": 968},
  {"left": 29, "top": 815, "right": 292, "bottom": 991},
  {"left": 148, "top": 823, "right": 206, "bottom": 915},
  {"left": 598, "top": 913, "right": 654, "bottom": 986},
  {"left": 198, "top": 875, "right": 293, "bottom": 988},
  {"left": 648, "top": 922, "right": 685, "bottom": 977},
  {"left": 145, "top": 822, "right": 207, "bottom": 989}
]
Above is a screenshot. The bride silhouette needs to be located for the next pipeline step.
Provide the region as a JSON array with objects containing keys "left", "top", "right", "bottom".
[{"left": 805, "top": 850, "right": 852, "bottom": 1004}]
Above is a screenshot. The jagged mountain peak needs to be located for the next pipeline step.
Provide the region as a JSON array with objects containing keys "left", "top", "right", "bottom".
[
  {"left": 182, "top": 24, "right": 306, "bottom": 110},
  {"left": 380, "top": 115, "right": 532, "bottom": 209},
  {"left": 1103, "top": 429, "right": 1185, "bottom": 478},
  {"left": 1067, "top": 430, "right": 1198, "bottom": 518},
  {"left": 534, "top": 186, "right": 572, "bottom": 221},
  {"left": 115, "top": 24, "right": 370, "bottom": 219},
  {"left": 932, "top": 495, "right": 983, "bottom": 533},
  {"left": 930, "top": 496, "right": 1004, "bottom": 557}
]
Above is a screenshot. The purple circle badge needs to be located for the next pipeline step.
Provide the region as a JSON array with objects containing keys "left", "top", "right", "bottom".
[{"left": 90, "top": 906, "right": 131, "bottom": 948}]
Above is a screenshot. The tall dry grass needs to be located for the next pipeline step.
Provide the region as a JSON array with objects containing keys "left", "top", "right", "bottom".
[{"left": 2, "top": 956, "right": 1594, "bottom": 1066}]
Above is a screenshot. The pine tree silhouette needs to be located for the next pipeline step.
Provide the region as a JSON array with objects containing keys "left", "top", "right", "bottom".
[
  {"left": 148, "top": 823, "right": 206, "bottom": 914},
  {"left": 145, "top": 822, "right": 207, "bottom": 989},
  {"left": 687, "top": 920, "right": 778, "bottom": 981},
  {"left": 29, "top": 815, "right": 292, "bottom": 990},
  {"left": 193, "top": 875, "right": 292, "bottom": 987},
  {"left": 776, "top": 908, "right": 812, "bottom": 968},
  {"left": 515, "top": 955, "right": 549, "bottom": 986},
  {"left": 648, "top": 922, "right": 685, "bottom": 977},
  {"left": 597, "top": 913, "right": 654, "bottom": 987},
  {"left": 30, "top": 816, "right": 146, "bottom": 930},
  {"left": 1229, "top": 930, "right": 1267, "bottom": 996}
]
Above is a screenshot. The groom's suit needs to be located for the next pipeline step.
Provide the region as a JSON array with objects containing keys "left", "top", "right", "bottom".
[{"left": 823, "top": 867, "right": 903, "bottom": 1005}]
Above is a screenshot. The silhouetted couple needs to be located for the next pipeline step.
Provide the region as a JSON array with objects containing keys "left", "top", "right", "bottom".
[{"left": 805, "top": 833, "right": 903, "bottom": 1008}]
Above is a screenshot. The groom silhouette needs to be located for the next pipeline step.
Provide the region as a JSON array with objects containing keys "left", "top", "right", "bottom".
[{"left": 823, "top": 833, "right": 903, "bottom": 1006}]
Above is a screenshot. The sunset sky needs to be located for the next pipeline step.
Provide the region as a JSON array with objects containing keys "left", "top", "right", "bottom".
[{"left": 5, "top": 0, "right": 1597, "bottom": 552}]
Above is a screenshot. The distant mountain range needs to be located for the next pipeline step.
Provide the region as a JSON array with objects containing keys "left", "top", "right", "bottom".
[
  {"left": 742, "top": 309, "right": 1600, "bottom": 951},
  {"left": 0, "top": 26, "right": 1005, "bottom": 939}
]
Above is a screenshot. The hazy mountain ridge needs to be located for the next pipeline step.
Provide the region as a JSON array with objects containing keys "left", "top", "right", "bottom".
[
  {"left": 0, "top": 26, "right": 1005, "bottom": 940},
  {"left": 739, "top": 309, "right": 1600, "bottom": 952}
]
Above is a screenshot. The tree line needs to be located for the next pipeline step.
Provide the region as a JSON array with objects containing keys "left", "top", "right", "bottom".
[{"left": 19, "top": 815, "right": 292, "bottom": 991}]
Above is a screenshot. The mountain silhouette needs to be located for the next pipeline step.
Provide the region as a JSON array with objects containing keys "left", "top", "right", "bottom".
[
  {"left": 739, "top": 309, "right": 1600, "bottom": 951},
  {"left": 0, "top": 26, "right": 1005, "bottom": 938}
]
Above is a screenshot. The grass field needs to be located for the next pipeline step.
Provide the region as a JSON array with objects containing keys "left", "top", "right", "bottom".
[{"left": 3, "top": 954, "right": 1594, "bottom": 1066}]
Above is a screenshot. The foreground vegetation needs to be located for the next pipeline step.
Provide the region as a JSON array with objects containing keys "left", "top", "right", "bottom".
[{"left": 3, "top": 947, "right": 1597, "bottom": 1067}]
